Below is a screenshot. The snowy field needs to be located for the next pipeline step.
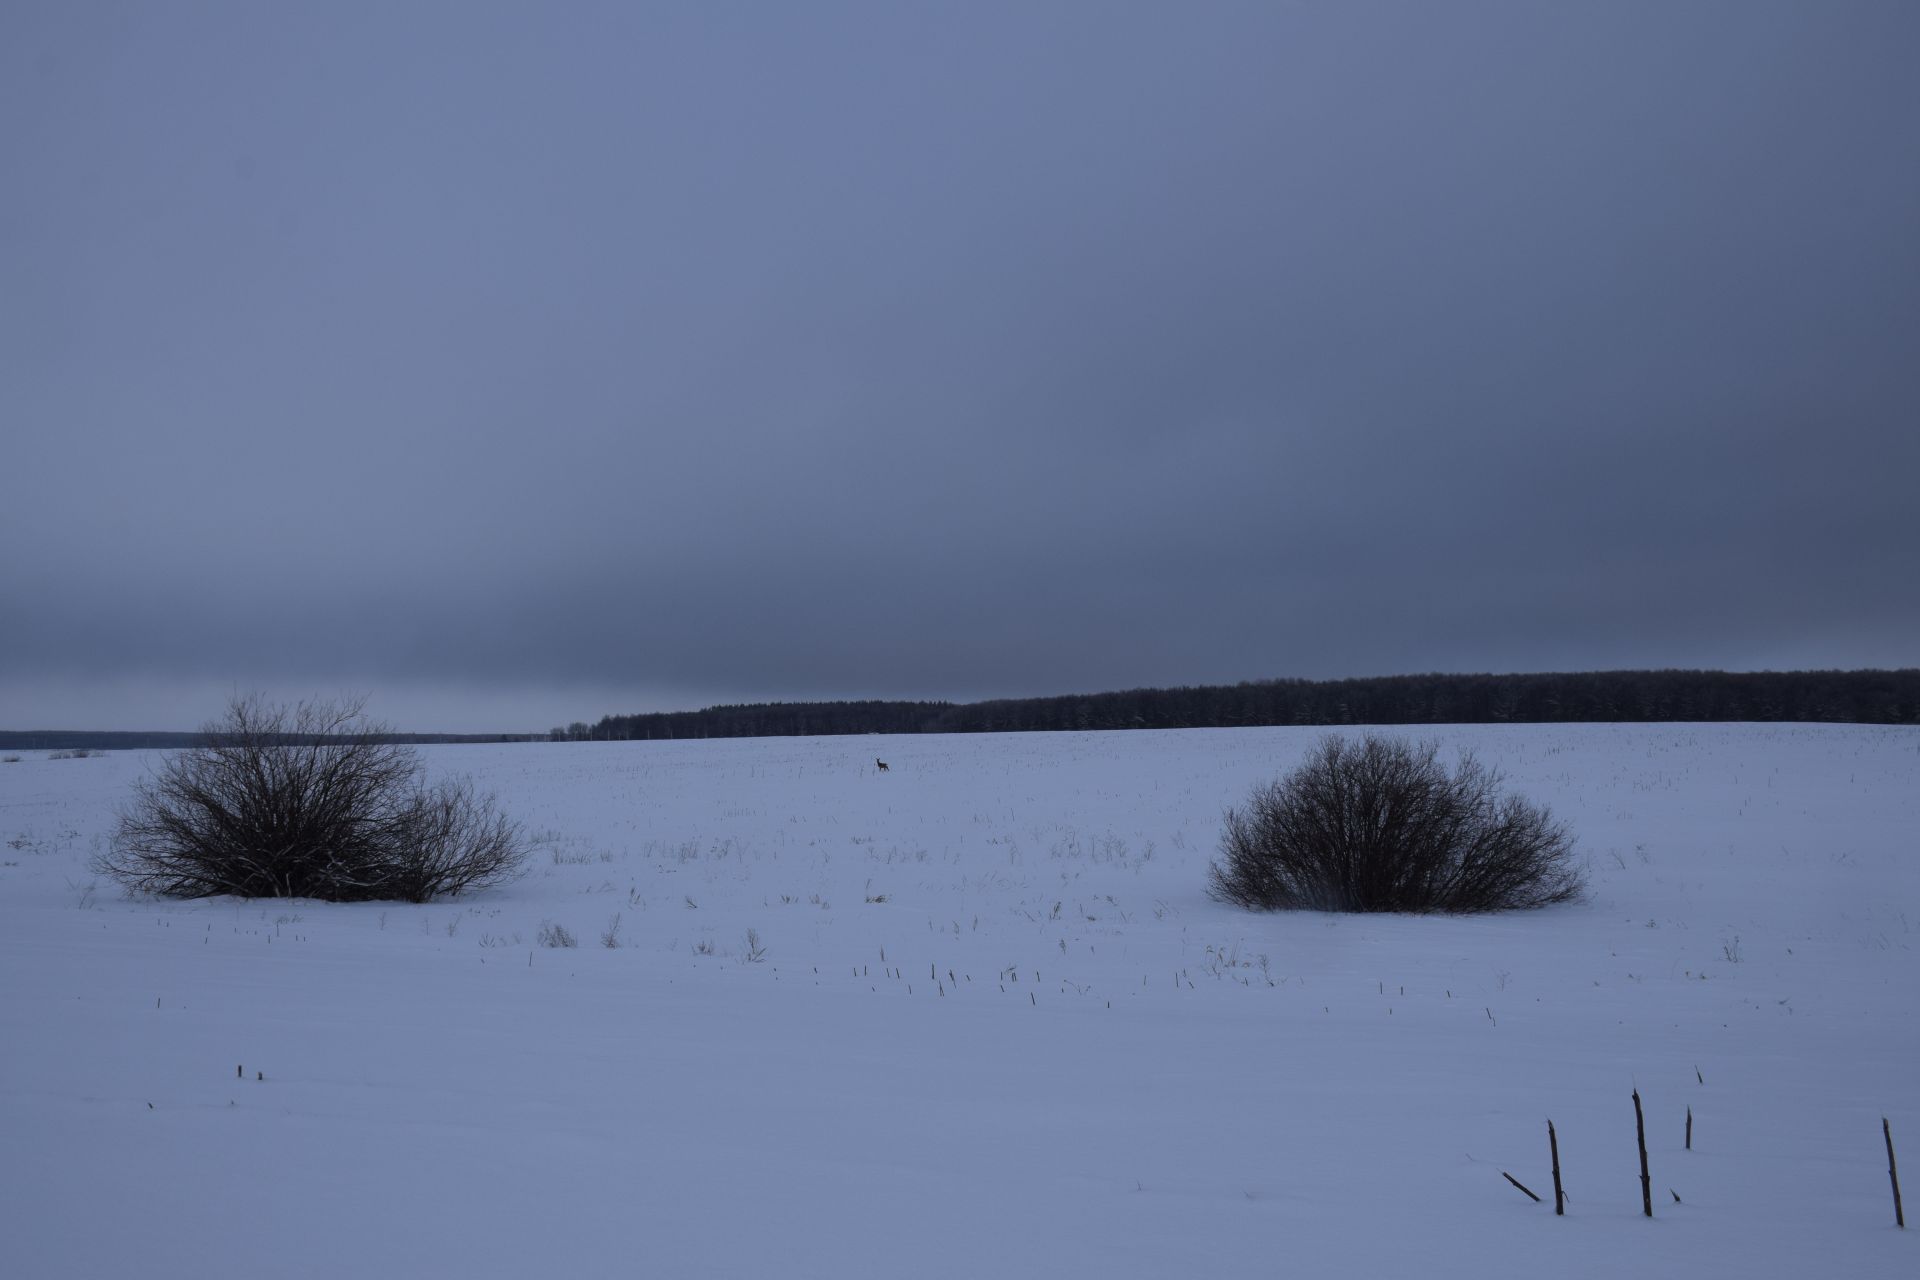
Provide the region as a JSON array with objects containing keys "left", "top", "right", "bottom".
[{"left": 2, "top": 724, "right": 1915, "bottom": 1278}]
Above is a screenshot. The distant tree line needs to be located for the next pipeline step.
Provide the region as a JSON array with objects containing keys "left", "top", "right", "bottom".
[
  {"left": 13, "top": 670, "right": 1912, "bottom": 749},
  {"left": 553, "top": 700, "right": 951, "bottom": 742},
  {"left": 576, "top": 669, "right": 1920, "bottom": 741}
]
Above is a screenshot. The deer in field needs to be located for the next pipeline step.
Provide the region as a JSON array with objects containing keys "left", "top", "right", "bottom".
[{"left": 875, "top": 757, "right": 889, "bottom": 772}]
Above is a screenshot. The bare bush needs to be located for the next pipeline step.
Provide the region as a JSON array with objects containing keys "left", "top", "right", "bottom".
[
  {"left": 1210, "top": 734, "right": 1582, "bottom": 914},
  {"left": 537, "top": 921, "right": 577, "bottom": 948},
  {"left": 94, "top": 695, "right": 527, "bottom": 903},
  {"left": 382, "top": 775, "right": 524, "bottom": 902}
]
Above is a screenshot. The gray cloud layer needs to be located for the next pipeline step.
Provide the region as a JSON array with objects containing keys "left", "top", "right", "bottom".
[{"left": 4, "top": 3, "right": 1917, "bottom": 730}]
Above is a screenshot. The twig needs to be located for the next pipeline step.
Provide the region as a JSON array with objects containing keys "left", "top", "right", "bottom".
[
  {"left": 1503, "top": 1171, "right": 1541, "bottom": 1202},
  {"left": 1549, "top": 1120, "right": 1565, "bottom": 1215},
  {"left": 1888, "top": 1118, "right": 1906, "bottom": 1229},
  {"left": 1633, "top": 1089, "right": 1652, "bottom": 1218}
]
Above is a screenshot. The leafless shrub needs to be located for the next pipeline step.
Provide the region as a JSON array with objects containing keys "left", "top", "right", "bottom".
[
  {"left": 1210, "top": 734, "right": 1582, "bottom": 914},
  {"left": 93, "top": 694, "right": 527, "bottom": 903},
  {"left": 537, "top": 920, "right": 577, "bottom": 948},
  {"left": 742, "top": 927, "right": 766, "bottom": 963},
  {"left": 383, "top": 776, "right": 524, "bottom": 902}
]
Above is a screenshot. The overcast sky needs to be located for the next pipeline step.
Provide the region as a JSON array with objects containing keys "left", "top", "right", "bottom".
[{"left": 4, "top": 3, "right": 1917, "bottom": 732}]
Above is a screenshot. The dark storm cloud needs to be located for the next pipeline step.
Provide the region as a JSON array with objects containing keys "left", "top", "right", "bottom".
[{"left": 3, "top": 2, "right": 1917, "bottom": 730}]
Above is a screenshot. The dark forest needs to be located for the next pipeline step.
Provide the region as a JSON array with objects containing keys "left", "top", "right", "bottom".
[{"left": 562, "top": 669, "right": 1920, "bottom": 741}]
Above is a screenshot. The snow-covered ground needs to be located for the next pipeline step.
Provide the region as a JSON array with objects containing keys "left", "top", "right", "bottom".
[{"left": 2, "top": 724, "right": 1914, "bottom": 1278}]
